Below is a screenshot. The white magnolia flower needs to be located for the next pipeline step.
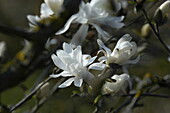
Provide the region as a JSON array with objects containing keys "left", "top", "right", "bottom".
[
  {"left": 27, "top": 0, "right": 63, "bottom": 28},
  {"left": 44, "top": 0, "right": 64, "bottom": 15},
  {"left": 50, "top": 42, "right": 97, "bottom": 88},
  {"left": 0, "top": 41, "right": 6, "bottom": 58},
  {"left": 56, "top": 0, "right": 124, "bottom": 47},
  {"left": 89, "top": 34, "right": 139, "bottom": 70},
  {"left": 27, "top": 3, "right": 54, "bottom": 28},
  {"left": 102, "top": 73, "right": 130, "bottom": 95}
]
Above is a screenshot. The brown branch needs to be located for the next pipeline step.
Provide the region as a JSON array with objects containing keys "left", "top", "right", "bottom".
[
  {"left": 0, "top": 0, "right": 81, "bottom": 92},
  {"left": 10, "top": 77, "right": 52, "bottom": 112}
]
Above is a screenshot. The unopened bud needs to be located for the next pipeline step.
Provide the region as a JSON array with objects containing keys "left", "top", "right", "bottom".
[
  {"left": 141, "top": 23, "right": 151, "bottom": 37},
  {"left": 154, "top": 1, "right": 170, "bottom": 26},
  {"left": 159, "top": 0, "right": 170, "bottom": 14}
]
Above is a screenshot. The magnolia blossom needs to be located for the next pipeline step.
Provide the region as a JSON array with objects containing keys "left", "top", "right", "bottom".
[
  {"left": 102, "top": 73, "right": 130, "bottom": 95},
  {"left": 56, "top": 0, "right": 124, "bottom": 47},
  {"left": 27, "top": 0, "right": 63, "bottom": 29},
  {"left": 50, "top": 42, "right": 97, "bottom": 88},
  {"left": 89, "top": 34, "right": 139, "bottom": 70}
]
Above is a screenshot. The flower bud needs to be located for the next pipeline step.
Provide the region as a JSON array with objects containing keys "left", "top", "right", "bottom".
[
  {"left": 141, "top": 23, "right": 151, "bottom": 37},
  {"left": 154, "top": 0, "right": 170, "bottom": 26},
  {"left": 159, "top": 0, "right": 170, "bottom": 14}
]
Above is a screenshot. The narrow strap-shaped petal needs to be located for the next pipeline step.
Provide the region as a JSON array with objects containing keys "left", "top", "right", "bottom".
[
  {"left": 27, "top": 15, "right": 38, "bottom": 25},
  {"left": 72, "top": 46, "right": 82, "bottom": 63},
  {"left": 63, "top": 42, "right": 73, "bottom": 53},
  {"left": 55, "top": 14, "right": 78, "bottom": 35},
  {"left": 40, "top": 3, "right": 54, "bottom": 18},
  {"left": 60, "top": 71, "right": 73, "bottom": 77},
  {"left": 123, "top": 56, "right": 140, "bottom": 64},
  {"left": 56, "top": 50, "right": 73, "bottom": 65},
  {"left": 97, "top": 16, "right": 124, "bottom": 29},
  {"left": 51, "top": 54, "right": 67, "bottom": 71},
  {"left": 83, "top": 56, "right": 97, "bottom": 66},
  {"left": 97, "top": 39, "right": 111, "bottom": 57},
  {"left": 58, "top": 77, "right": 75, "bottom": 88},
  {"left": 74, "top": 77, "right": 83, "bottom": 87},
  {"left": 98, "top": 56, "right": 107, "bottom": 62},
  {"left": 88, "top": 63, "right": 106, "bottom": 70},
  {"left": 116, "top": 34, "right": 132, "bottom": 48},
  {"left": 71, "top": 24, "right": 89, "bottom": 48},
  {"left": 50, "top": 73, "right": 61, "bottom": 78},
  {"left": 92, "top": 24, "right": 111, "bottom": 40}
]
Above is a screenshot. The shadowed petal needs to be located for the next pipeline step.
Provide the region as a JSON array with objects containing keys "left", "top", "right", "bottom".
[
  {"left": 27, "top": 15, "right": 39, "bottom": 25},
  {"left": 83, "top": 56, "right": 97, "bottom": 66},
  {"left": 60, "top": 71, "right": 73, "bottom": 77},
  {"left": 55, "top": 14, "right": 78, "bottom": 35},
  {"left": 92, "top": 24, "right": 111, "bottom": 40},
  {"left": 40, "top": 3, "right": 54, "bottom": 18},
  {"left": 97, "top": 39, "right": 111, "bottom": 57},
  {"left": 88, "top": 63, "right": 106, "bottom": 70},
  {"left": 71, "top": 24, "right": 89, "bottom": 48},
  {"left": 123, "top": 56, "right": 140, "bottom": 64},
  {"left": 63, "top": 42, "right": 73, "bottom": 53},
  {"left": 72, "top": 46, "right": 82, "bottom": 63},
  {"left": 58, "top": 77, "right": 75, "bottom": 88},
  {"left": 74, "top": 77, "right": 83, "bottom": 87},
  {"left": 116, "top": 34, "right": 132, "bottom": 47}
]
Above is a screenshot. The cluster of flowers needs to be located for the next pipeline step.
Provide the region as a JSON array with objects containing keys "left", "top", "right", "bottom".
[
  {"left": 51, "top": 34, "right": 139, "bottom": 95},
  {"left": 26, "top": 0, "right": 140, "bottom": 95}
]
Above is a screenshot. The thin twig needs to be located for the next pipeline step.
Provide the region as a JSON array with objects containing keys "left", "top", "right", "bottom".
[
  {"left": 10, "top": 77, "right": 52, "bottom": 112},
  {"left": 142, "top": 9, "right": 170, "bottom": 55},
  {"left": 30, "top": 78, "right": 66, "bottom": 113}
]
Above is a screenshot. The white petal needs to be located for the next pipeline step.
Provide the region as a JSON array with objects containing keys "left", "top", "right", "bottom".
[
  {"left": 83, "top": 56, "right": 97, "bottom": 66},
  {"left": 72, "top": 46, "right": 82, "bottom": 63},
  {"left": 40, "top": 3, "right": 54, "bottom": 18},
  {"left": 97, "top": 16, "right": 124, "bottom": 28},
  {"left": 123, "top": 56, "right": 140, "bottom": 64},
  {"left": 58, "top": 77, "right": 75, "bottom": 88},
  {"left": 71, "top": 24, "right": 89, "bottom": 48},
  {"left": 51, "top": 54, "right": 67, "bottom": 71},
  {"left": 50, "top": 73, "right": 61, "bottom": 78},
  {"left": 60, "top": 71, "right": 73, "bottom": 77},
  {"left": 50, "top": 71, "right": 71, "bottom": 78},
  {"left": 116, "top": 34, "right": 132, "bottom": 47},
  {"left": 56, "top": 50, "right": 73, "bottom": 65},
  {"left": 44, "top": 0, "right": 63, "bottom": 15},
  {"left": 97, "top": 39, "right": 111, "bottom": 57},
  {"left": 74, "top": 77, "right": 83, "bottom": 87},
  {"left": 63, "top": 42, "right": 73, "bottom": 53},
  {"left": 55, "top": 14, "right": 78, "bottom": 35},
  {"left": 98, "top": 56, "right": 107, "bottom": 62},
  {"left": 88, "top": 63, "right": 106, "bottom": 70},
  {"left": 27, "top": 15, "right": 38, "bottom": 25},
  {"left": 130, "top": 42, "right": 137, "bottom": 56},
  {"left": 92, "top": 24, "right": 111, "bottom": 40}
]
